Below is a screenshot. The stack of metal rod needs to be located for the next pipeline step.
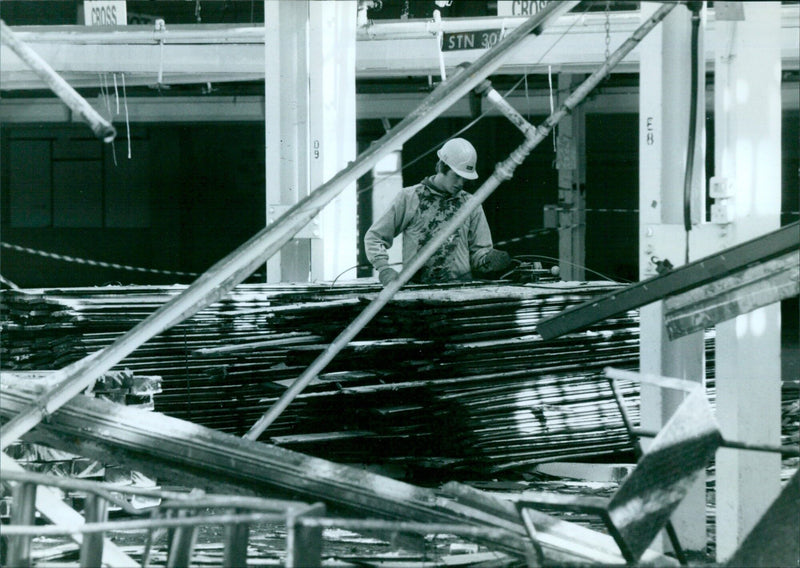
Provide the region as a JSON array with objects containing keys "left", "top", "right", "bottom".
[{"left": 0, "top": 281, "right": 702, "bottom": 478}]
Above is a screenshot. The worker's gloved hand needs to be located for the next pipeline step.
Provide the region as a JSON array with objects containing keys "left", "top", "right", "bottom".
[
  {"left": 378, "top": 267, "right": 400, "bottom": 286},
  {"left": 480, "top": 249, "right": 512, "bottom": 273}
]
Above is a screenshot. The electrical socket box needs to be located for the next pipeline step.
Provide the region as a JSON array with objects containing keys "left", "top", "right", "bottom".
[
  {"left": 711, "top": 199, "right": 735, "bottom": 224},
  {"left": 709, "top": 176, "right": 734, "bottom": 198}
]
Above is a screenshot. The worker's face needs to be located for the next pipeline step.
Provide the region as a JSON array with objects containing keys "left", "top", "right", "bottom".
[{"left": 439, "top": 169, "right": 467, "bottom": 195}]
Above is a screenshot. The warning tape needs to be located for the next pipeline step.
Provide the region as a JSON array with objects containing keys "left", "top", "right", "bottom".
[{"left": 1, "top": 242, "right": 199, "bottom": 278}]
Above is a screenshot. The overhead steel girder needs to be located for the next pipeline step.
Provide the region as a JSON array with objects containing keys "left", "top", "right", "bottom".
[
  {"left": 1, "top": 4, "right": 798, "bottom": 89},
  {"left": 536, "top": 222, "right": 800, "bottom": 340}
]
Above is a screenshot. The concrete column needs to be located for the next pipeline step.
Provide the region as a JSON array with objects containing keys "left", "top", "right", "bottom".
[
  {"left": 309, "top": 1, "right": 358, "bottom": 282},
  {"left": 556, "top": 73, "right": 586, "bottom": 281},
  {"left": 713, "top": 2, "right": 783, "bottom": 561},
  {"left": 638, "top": 2, "right": 707, "bottom": 553}
]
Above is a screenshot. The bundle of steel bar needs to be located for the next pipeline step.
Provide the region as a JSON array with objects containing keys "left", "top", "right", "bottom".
[{"left": 0, "top": 281, "right": 723, "bottom": 478}]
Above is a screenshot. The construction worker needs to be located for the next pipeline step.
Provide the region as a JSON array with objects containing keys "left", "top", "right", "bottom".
[{"left": 365, "top": 137, "right": 511, "bottom": 286}]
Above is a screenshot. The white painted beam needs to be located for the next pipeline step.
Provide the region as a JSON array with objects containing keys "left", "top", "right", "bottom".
[
  {"left": 1, "top": 5, "right": 797, "bottom": 89},
  {"left": 556, "top": 72, "right": 586, "bottom": 281},
  {"left": 1, "top": 80, "right": 797, "bottom": 127}
]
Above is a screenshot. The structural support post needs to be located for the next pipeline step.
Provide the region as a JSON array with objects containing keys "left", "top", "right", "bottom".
[
  {"left": 265, "top": 1, "right": 357, "bottom": 283},
  {"left": 265, "top": 0, "right": 314, "bottom": 282},
  {"left": 556, "top": 73, "right": 586, "bottom": 280},
  {"left": 637, "top": 2, "right": 707, "bottom": 553},
  {"left": 310, "top": 2, "right": 358, "bottom": 281},
  {"left": 712, "top": 3, "right": 783, "bottom": 561}
]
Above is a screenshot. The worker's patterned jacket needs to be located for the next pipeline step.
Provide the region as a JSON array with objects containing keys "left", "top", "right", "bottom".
[{"left": 364, "top": 176, "right": 494, "bottom": 283}]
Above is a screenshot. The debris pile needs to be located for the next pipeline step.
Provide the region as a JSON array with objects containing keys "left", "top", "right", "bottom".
[{"left": 0, "top": 282, "right": 720, "bottom": 478}]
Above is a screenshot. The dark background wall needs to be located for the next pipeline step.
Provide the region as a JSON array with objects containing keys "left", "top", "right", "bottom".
[
  {"left": 2, "top": 111, "right": 797, "bottom": 290},
  {"left": 1, "top": 124, "right": 266, "bottom": 288}
]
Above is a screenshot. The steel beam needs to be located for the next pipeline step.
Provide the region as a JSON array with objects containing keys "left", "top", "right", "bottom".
[
  {"left": 0, "top": 0, "right": 578, "bottom": 451},
  {"left": 1, "top": 6, "right": 797, "bottom": 88},
  {"left": 536, "top": 222, "right": 800, "bottom": 340},
  {"left": 0, "top": 20, "right": 115, "bottom": 141},
  {"left": 664, "top": 250, "right": 799, "bottom": 339}
]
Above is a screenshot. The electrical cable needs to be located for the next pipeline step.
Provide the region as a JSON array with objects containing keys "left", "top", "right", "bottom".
[
  {"left": 0, "top": 274, "right": 20, "bottom": 290},
  {"left": 1, "top": 242, "right": 199, "bottom": 278},
  {"left": 329, "top": 262, "right": 404, "bottom": 287},
  {"left": 513, "top": 254, "right": 633, "bottom": 283},
  {"left": 683, "top": 2, "right": 703, "bottom": 263}
]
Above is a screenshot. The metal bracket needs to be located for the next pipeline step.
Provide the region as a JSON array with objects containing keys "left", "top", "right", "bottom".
[{"left": 267, "top": 205, "right": 321, "bottom": 239}]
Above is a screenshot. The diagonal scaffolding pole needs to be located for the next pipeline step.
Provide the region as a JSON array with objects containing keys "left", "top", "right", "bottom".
[
  {"left": 245, "top": 2, "right": 678, "bottom": 440},
  {"left": 0, "top": 1, "right": 578, "bottom": 452},
  {"left": 0, "top": 20, "right": 116, "bottom": 142}
]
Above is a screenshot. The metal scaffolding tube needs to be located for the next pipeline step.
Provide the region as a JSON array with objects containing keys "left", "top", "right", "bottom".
[
  {"left": 474, "top": 77, "right": 537, "bottom": 135},
  {"left": 0, "top": 20, "right": 116, "bottom": 141},
  {"left": 245, "top": 2, "right": 679, "bottom": 440},
  {"left": 0, "top": 1, "right": 578, "bottom": 452}
]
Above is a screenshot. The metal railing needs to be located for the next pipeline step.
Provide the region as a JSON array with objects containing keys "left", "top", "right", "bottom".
[{"left": 1, "top": 469, "right": 526, "bottom": 567}]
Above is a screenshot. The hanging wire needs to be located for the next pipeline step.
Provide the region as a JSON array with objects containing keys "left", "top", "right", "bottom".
[
  {"left": 112, "top": 73, "right": 120, "bottom": 114},
  {"left": 100, "top": 73, "right": 118, "bottom": 166},
  {"left": 547, "top": 65, "right": 556, "bottom": 153},
  {"left": 121, "top": 72, "right": 132, "bottom": 159},
  {"left": 523, "top": 71, "right": 531, "bottom": 123},
  {"left": 604, "top": 1, "right": 611, "bottom": 65}
]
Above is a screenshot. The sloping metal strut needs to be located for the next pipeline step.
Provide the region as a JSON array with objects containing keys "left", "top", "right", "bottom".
[
  {"left": 0, "top": 20, "right": 116, "bottom": 142},
  {"left": 245, "top": 1, "right": 679, "bottom": 440},
  {"left": 0, "top": 1, "right": 578, "bottom": 451}
]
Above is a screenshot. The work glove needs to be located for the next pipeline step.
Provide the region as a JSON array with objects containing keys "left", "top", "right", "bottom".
[
  {"left": 378, "top": 267, "right": 400, "bottom": 286},
  {"left": 480, "top": 249, "right": 512, "bottom": 273}
]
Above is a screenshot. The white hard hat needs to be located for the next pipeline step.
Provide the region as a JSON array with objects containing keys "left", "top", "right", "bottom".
[{"left": 437, "top": 138, "right": 478, "bottom": 180}]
